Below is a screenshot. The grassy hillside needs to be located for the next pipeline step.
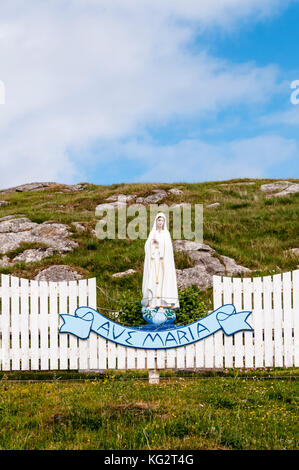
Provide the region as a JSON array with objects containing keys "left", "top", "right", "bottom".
[{"left": 0, "top": 178, "right": 298, "bottom": 321}]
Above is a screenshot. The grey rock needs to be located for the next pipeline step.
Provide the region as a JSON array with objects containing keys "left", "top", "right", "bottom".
[
  {"left": 135, "top": 189, "right": 168, "bottom": 205},
  {"left": 219, "top": 255, "right": 251, "bottom": 275},
  {"left": 13, "top": 248, "right": 55, "bottom": 263},
  {"left": 0, "top": 182, "right": 57, "bottom": 193},
  {"left": 106, "top": 194, "right": 136, "bottom": 202},
  {"left": 0, "top": 182, "right": 88, "bottom": 194},
  {"left": 0, "top": 217, "right": 38, "bottom": 233},
  {"left": 143, "top": 189, "right": 167, "bottom": 204},
  {"left": 287, "top": 248, "right": 299, "bottom": 256},
  {"left": 170, "top": 203, "right": 189, "bottom": 208},
  {"left": 174, "top": 240, "right": 251, "bottom": 290},
  {"left": 34, "top": 265, "right": 83, "bottom": 282},
  {"left": 0, "top": 255, "right": 11, "bottom": 267},
  {"left": 205, "top": 202, "right": 220, "bottom": 208},
  {"left": 173, "top": 240, "right": 215, "bottom": 253},
  {"left": 168, "top": 188, "right": 184, "bottom": 195},
  {"left": 176, "top": 264, "right": 223, "bottom": 290},
  {"left": 0, "top": 214, "right": 26, "bottom": 221},
  {"left": 219, "top": 182, "right": 255, "bottom": 186},
  {"left": 112, "top": 269, "right": 137, "bottom": 278},
  {"left": 268, "top": 183, "right": 299, "bottom": 198},
  {"left": 62, "top": 183, "right": 88, "bottom": 192},
  {"left": 71, "top": 221, "right": 88, "bottom": 232},
  {"left": 0, "top": 201, "right": 10, "bottom": 207},
  {"left": 0, "top": 218, "right": 78, "bottom": 255},
  {"left": 260, "top": 181, "right": 292, "bottom": 193}
]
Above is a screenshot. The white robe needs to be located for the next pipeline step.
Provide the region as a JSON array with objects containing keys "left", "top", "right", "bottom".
[{"left": 141, "top": 212, "right": 180, "bottom": 309}]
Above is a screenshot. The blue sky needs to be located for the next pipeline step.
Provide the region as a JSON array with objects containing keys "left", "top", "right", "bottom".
[{"left": 0, "top": 0, "right": 298, "bottom": 187}]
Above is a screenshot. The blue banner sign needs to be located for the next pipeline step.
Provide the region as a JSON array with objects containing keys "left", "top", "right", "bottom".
[{"left": 59, "top": 304, "right": 253, "bottom": 350}]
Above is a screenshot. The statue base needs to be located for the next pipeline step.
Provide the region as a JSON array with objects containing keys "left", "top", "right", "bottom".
[{"left": 142, "top": 306, "right": 176, "bottom": 326}]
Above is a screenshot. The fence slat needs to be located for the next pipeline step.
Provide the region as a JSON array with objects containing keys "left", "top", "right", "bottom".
[
  {"left": 49, "top": 282, "right": 59, "bottom": 370},
  {"left": 233, "top": 277, "right": 244, "bottom": 368},
  {"left": 39, "top": 281, "right": 49, "bottom": 370},
  {"left": 20, "top": 278, "right": 29, "bottom": 370},
  {"left": 273, "top": 274, "right": 283, "bottom": 367},
  {"left": 252, "top": 277, "right": 264, "bottom": 368},
  {"left": 1, "top": 275, "right": 10, "bottom": 371},
  {"left": 213, "top": 275, "right": 224, "bottom": 368},
  {"left": 243, "top": 278, "right": 254, "bottom": 368},
  {"left": 88, "top": 278, "right": 98, "bottom": 370},
  {"left": 282, "top": 272, "right": 293, "bottom": 367},
  {"left": 263, "top": 275, "right": 274, "bottom": 367},
  {"left": 68, "top": 281, "right": 79, "bottom": 370},
  {"left": 78, "top": 279, "right": 89, "bottom": 370},
  {"left": 11, "top": 276, "right": 21, "bottom": 370},
  {"left": 58, "top": 281, "right": 68, "bottom": 370},
  {"left": 0, "top": 271, "right": 298, "bottom": 372},
  {"left": 293, "top": 270, "right": 299, "bottom": 367},
  {"left": 223, "top": 277, "right": 234, "bottom": 368}
]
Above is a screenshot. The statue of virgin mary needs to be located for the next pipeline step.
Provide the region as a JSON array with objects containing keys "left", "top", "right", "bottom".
[{"left": 141, "top": 212, "right": 180, "bottom": 310}]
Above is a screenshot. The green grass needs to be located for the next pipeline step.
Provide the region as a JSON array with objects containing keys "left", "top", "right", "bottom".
[
  {"left": 0, "top": 178, "right": 298, "bottom": 320},
  {"left": 0, "top": 370, "right": 297, "bottom": 450}
]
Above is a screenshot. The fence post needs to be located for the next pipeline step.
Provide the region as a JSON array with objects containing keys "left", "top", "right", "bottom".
[{"left": 148, "top": 369, "right": 160, "bottom": 384}]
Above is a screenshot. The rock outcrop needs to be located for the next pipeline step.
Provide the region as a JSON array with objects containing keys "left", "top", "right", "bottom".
[
  {"left": 0, "top": 182, "right": 88, "bottom": 193},
  {"left": 174, "top": 240, "right": 251, "bottom": 290},
  {"left": 0, "top": 217, "right": 78, "bottom": 261},
  {"left": 260, "top": 181, "right": 299, "bottom": 198},
  {"left": 34, "top": 265, "right": 83, "bottom": 282}
]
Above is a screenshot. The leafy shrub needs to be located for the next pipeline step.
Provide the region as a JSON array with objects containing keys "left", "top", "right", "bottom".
[{"left": 118, "top": 286, "right": 209, "bottom": 326}]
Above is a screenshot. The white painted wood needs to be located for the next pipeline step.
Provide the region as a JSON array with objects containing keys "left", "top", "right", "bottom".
[
  {"left": 282, "top": 271, "right": 293, "bottom": 367},
  {"left": 232, "top": 277, "right": 244, "bottom": 368},
  {"left": 185, "top": 343, "right": 195, "bottom": 369},
  {"left": 273, "top": 274, "right": 283, "bottom": 367},
  {"left": 58, "top": 281, "right": 68, "bottom": 370},
  {"left": 293, "top": 270, "right": 299, "bottom": 367},
  {"left": 165, "top": 347, "right": 176, "bottom": 369},
  {"left": 263, "top": 275, "right": 274, "bottom": 367},
  {"left": 126, "top": 347, "right": 136, "bottom": 369},
  {"left": 97, "top": 338, "right": 107, "bottom": 369},
  {"left": 68, "top": 280, "right": 79, "bottom": 370},
  {"left": 136, "top": 347, "right": 146, "bottom": 369},
  {"left": 243, "top": 277, "right": 254, "bottom": 368},
  {"left": 30, "top": 280, "right": 39, "bottom": 370},
  {"left": 0, "top": 271, "right": 298, "bottom": 372},
  {"left": 107, "top": 340, "right": 117, "bottom": 369},
  {"left": 146, "top": 349, "right": 156, "bottom": 369},
  {"left": 213, "top": 275, "right": 224, "bottom": 368},
  {"left": 11, "top": 276, "right": 21, "bottom": 370},
  {"left": 252, "top": 276, "right": 264, "bottom": 367},
  {"left": 87, "top": 277, "right": 98, "bottom": 370},
  {"left": 223, "top": 277, "right": 234, "bottom": 368},
  {"left": 0, "top": 275, "right": 10, "bottom": 371},
  {"left": 49, "top": 282, "right": 59, "bottom": 370},
  {"left": 20, "top": 278, "right": 29, "bottom": 370},
  {"left": 116, "top": 344, "right": 126, "bottom": 369},
  {"left": 194, "top": 339, "right": 205, "bottom": 368},
  {"left": 176, "top": 346, "right": 185, "bottom": 369},
  {"left": 78, "top": 279, "right": 89, "bottom": 370}
]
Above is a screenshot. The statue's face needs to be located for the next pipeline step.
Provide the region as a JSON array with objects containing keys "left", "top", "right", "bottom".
[{"left": 156, "top": 217, "right": 164, "bottom": 229}]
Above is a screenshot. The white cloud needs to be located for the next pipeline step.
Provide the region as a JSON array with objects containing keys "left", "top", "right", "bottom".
[
  {"left": 111, "top": 134, "right": 298, "bottom": 182},
  {"left": 260, "top": 106, "right": 299, "bottom": 126},
  {"left": 0, "top": 1, "right": 293, "bottom": 187}
]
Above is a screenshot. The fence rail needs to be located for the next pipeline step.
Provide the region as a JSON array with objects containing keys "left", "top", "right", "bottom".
[{"left": 0, "top": 270, "right": 298, "bottom": 371}]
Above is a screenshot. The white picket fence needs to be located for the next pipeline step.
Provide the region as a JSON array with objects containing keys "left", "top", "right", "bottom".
[{"left": 0, "top": 270, "right": 298, "bottom": 372}]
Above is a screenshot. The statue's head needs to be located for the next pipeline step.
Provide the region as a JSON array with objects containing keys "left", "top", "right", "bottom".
[{"left": 156, "top": 215, "right": 165, "bottom": 230}]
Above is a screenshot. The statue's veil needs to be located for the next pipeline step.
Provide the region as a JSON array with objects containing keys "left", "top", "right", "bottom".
[{"left": 142, "top": 212, "right": 179, "bottom": 309}]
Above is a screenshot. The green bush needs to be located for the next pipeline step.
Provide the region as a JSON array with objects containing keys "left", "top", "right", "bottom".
[{"left": 117, "top": 286, "right": 208, "bottom": 326}]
